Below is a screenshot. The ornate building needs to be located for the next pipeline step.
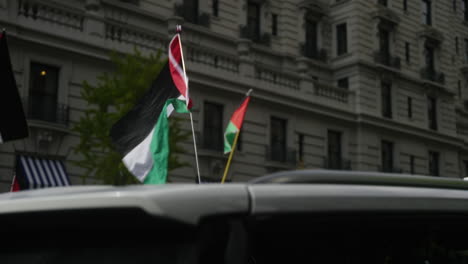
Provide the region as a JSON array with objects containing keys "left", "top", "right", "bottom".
[{"left": 0, "top": 0, "right": 467, "bottom": 190}]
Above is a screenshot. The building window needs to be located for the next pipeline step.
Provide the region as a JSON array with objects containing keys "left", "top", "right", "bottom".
[
  {"left": 410, "top": 155, "right": 415, "bottom": 174},
  {"left": 378, "top": 0, "right": 388, "bottom": 6},
  {"left": 381, "top": 81, "right": 392, "bottom": 118},
  {"left": 381, "top": 140, "right": 394, "bottom": 173},
  {"left": 454, "top": 0, "right": 457, "bottom": 12},
  {"left": 203, "top": 102, "right": 223, "bottom": 151},
  {"left": 428, "top": 96, "right": 437, "bottom": 130},
  {"left": 378, "top": 29, "right": 391, "bottom": 65},
  {"left": 327, "top": 130, "right": 342, "bottom": 169},
  {"left": 271, "top": 13, "right": 278, "bottom": 36},
  {"left": 270, "top": 117, "right": 287, "bottom": 162},
  {"left": 212, "top": 0, "right": 219, "bottom": 17},
  {"left": 459, "top": 80, "right": 462, "bottom": 98},
  {"left": 464, "top": 160, "right": 468, "bottom": 177},
  {"left": 463, "top": 0, "right": 468, "bottom": 21},
  {"left": 304, "top": 16, "right": 318, "bottom": 57},
  {"left": 404, "top": 0, "right": 408, "bottom": 11},
  {"left": 428, "top": 151, "right": 439, "bottom": 176},
  {"left": 456, "top": 37, "right": 459, "bottom": 55},
  {"left": 465, "top": 39, "right": 468, "bottom": 63},
  {"left": 247, "top": 1, "right": 261, "bottom": 41},
  {"left": 407, "top": 97, "right": 412, "bottom": 118},
  {"left": 183, "top": 0, "right": 199, "bottom": 24},
  {"left": 424, "top": 45, "right": 435, "bottom": 73},
  {"left": 421, "top": 0, "right": 432, "bottom": 25},
  {"left": 405, "top": 42, "right": 410, "bottom": 63},
  {"left": 298, "top": 133, "right": 304, "bottom": 164},
  {"left": 336, "top": 23, "right": 347, "bottom": 56},
  {"left": 29, "top": 62, "right": 59, "bottom": 123},
  {"left": 337, "top": 77, "right": 349, "bottom": 89}
]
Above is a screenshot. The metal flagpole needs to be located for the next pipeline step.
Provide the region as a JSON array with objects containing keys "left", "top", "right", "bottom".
[
  {"left": 176, "top": 25, "right": 202, "bottom": 184},
  {"left": 221, "top": 131, "right": 240, "bottom": 184},
  {"left": 221, "top": 89, "right": 252, "bottom": 183}
]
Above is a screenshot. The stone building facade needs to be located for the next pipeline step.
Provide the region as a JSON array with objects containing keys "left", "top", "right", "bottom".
[{"left": 0, "top": 0, "right": 467, "bottom": 191}]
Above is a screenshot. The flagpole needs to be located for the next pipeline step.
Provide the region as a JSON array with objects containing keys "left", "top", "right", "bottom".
[
  {"left": 221, "top": 130, "right": 240, "bottom": 184},
  {"left": 176, "top": 25, "right": 201, "bottom": 184}
]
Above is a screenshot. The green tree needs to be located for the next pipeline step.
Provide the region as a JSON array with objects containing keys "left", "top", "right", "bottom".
[{"left": 73, "top": 49, "right": 190, "bottom": 185}]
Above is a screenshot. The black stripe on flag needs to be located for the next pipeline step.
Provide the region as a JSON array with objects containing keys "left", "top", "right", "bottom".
[
  {"left": 0, "top": 31, "right": 29, "bottom": 142},
  {"left": 110, "top": 62, "right": 181, "bottom": 156}
]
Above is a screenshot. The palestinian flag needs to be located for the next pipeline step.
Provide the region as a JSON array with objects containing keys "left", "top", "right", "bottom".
[
  {"left": 224, "top": 91, "right": 252, "bottom": 154},
  {"left": 0, "top": 31, "right": 28, "bottom": 143},
  {"left": 110, "top": 34, "right": 190, "bottom": 184}
]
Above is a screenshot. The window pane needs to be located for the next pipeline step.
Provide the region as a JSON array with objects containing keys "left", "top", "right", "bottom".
[
  {"left": 336, "top": 23, "right": 347, "bottom": 55},
  {"left": 29, "top": 62, "right": 59, "bottom": 122},
  {"left": 381, "top": 82, "right": 392, "bottom": 118},
  {"left": 305, "top": 17, "right": 318, "bottom": 57},
  {"left": 428, "top": 96, "right": 437, "bottom": 130},
  {"left": 247, "top": 1, "right": 260, "bottom": 40},
  {"left": 327, "top": 130, "right": 342, "bottom": 169},
  {"left": 270, "top": 117, "right": 287, "bottom": 162},
  {"left": 428, "top": 151, "right": 439, "bottom": 176},
  {"left": 203, "top": 102, "right": 224, "bottom": 151},
  {"left": 381, "top": 140, "right": 393, "bottom": 172}
]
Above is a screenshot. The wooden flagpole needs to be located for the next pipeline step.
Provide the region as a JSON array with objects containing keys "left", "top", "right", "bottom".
[
  {"left": 221, "top": 130, "right": 241, "bottom": 184},
  {"left": 176, "top": 25, "right": 202, "bottom": 184}
]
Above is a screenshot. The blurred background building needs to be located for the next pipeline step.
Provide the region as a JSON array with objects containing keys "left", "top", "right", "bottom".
[{"left": 0, "top": 0, "right": 468, "bottom": 190}]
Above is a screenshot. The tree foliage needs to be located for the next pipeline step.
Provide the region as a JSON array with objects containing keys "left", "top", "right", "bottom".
[{"left": 73, "top": 49, "right": 190, "bottom": 185}]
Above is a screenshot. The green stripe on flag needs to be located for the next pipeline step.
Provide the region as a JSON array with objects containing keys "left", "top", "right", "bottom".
[
  {"left": 144, "top": 98, "right": 189, "bottom": 184},
  {"left": 224, "top": 121, "right": 239, "bottom": 154}
]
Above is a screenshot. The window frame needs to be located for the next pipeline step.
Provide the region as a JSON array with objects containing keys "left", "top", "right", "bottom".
[
  {"left": 336, "top": 23, "right": 348, "bottom": 56},
  {"left": 28, "top": 62, "right": 60, "bottom": 123},
  {"left": 381, "top": 81, "right": 392, "bottom": 119},
  {"left": 203, "top": 101, "right": 224, "bottom": 151}
]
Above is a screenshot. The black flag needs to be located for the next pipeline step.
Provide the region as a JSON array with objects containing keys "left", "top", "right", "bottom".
[{"left": 0, "top": 31, "right": 28, "bottom": 143}]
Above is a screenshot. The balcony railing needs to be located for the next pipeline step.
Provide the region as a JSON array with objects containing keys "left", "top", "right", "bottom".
[
  {"left": 420, "top": 67, "right": 445, "bottom": 85},
  {"left": 374, "top": 51, "right": 400, "bottom": 69},
  {"left": 255, "top": 66, "right": 300, "bottom": 90},
  {"left": 323, "top": 158, "right": 351, "bottom": 170},
  {"left": 239, "top": 26, "right": 271, "bottom": 46},
  {"left": 314, "top": 82, "right": 350, "bottom": 103},
  {"left": 18, "top": 0, "right": 84, "bottom": 31},
  {"left": 300, "top": 44, "right": 327, "bottom": 62},
  {"left": 22, "top": 97, "right": 69, "bottom": 126},
  {"left": 265, "top": 146, "right": 296, "bottom": 165}
]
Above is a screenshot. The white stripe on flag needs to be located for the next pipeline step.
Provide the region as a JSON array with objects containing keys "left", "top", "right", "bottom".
[
  {"left": 167, "top": 103, "right": 174, "bottom": 117},
  {"left": 56, "top": 161, "right": 69, "bottom": 186},
  {"left": 34, "top": 158, "right": 50, "bottom": 187},
  {"left": 41, "top": 159, "right": 56, "bottom": 187},
  {"left": 48, "top": 160, "right": 64, "bottom": 186},
  {"left": 42, "top": 160, "right": 57, "bottom": 186},
  {"left": 20, "top": 156, "right": 34, "bottom": 189},
  {"left": 26, "top": 157, "right": 41, "bottom": 188},
  {"left": 122, "top": 127, "right": 156, "bottom": 182}
]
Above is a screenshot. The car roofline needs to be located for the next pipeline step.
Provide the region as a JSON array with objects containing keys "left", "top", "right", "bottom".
[{"left": 249, "top": 169, "right": 468, "bottom": 190}]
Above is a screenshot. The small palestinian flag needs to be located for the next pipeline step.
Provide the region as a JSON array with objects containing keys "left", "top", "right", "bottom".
[
  {"left": 224, "top": 90, "right": 252, "bottom": 154},
  {"left": 0, "top": 31, "right": 28, "bottom": 143},
  {"left": 110, "top": 34, "right": 190, "bottom": 184}
]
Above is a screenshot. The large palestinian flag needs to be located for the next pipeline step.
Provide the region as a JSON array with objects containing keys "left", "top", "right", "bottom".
[
  {"left": 0, "top": 31, "right": 28, "bottom": 143},
  {"left": 224, "top": 92, "right": 251, "bottom": 154},
  {"left": 110, "top": 34, "right": 190, "bottom": 184}
]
